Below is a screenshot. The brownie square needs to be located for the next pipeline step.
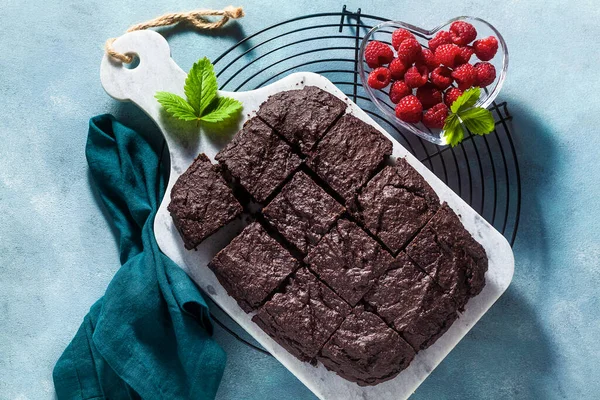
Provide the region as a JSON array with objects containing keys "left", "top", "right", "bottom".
[
  {"left": 263, "top": 171, "right": 344, "bottom": 254},
  {"left": 215, "top": 117, "right": 302, "bottom": 203},
  {"left": 350, "top": 158, "right": 440, "bottom": 253},
  {"left": 208, "top": 222, "right": 299, "bottom": 312},
  {"left": 307, "top": 114, "right": 393, "bottom": 202},
  {"left": 168, "top": 153, "right": 243, "bottom": 250},
  {"left": 252, "top": 268, "right": 351, "bottom": 362},
  {"left": 256, "top": 86, "right": 346, "bottom": 153},
  {"left": 406, "top": 203, "right": 488, "bottom": 310},
  {"left": 364, "top": 252, "right": 458, "bottom": 351},
  {"left": 305, "top": 219, "right": 393, "bottom": 306},
  {"left": 318, "top": 306, "right": 415, "bottom": 386}
]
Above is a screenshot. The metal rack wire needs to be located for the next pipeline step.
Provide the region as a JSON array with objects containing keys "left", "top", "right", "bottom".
[{"left": 206, "top": 6, "right": 522, "bottom": 354}]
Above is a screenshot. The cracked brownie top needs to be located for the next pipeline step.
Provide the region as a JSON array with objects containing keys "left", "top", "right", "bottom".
[{"left": 350, "top": 158, "right": 440, "bottom": 253}]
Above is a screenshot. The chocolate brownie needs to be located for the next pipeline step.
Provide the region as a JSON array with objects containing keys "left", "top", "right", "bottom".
[
  {"left": 305, "top": 219, "right": 393, "bottom": 306},
  {"left": 208, "top": 222, "right": 299, "bottom": 312},
  {"left": 406, "top": 203, "right": 488, "bottom": 310},
  {"left": 263, "top": 171, "right": 344, "bottom": 254},
  {"left": 363, "top": 252, "right": 458, "bottom": 351},
  {"left": 318, "top": 306, "right": 415, "bottom": 386},
  {"left": 252, "top": 268, "right": 351, "bottom": 362},
  {"left": 215, "top": 117, "right": 302, "bottom": 203},
  {"left": 351, "top": 158, "right": 440, "bottom": 253},
  {"left": 307, "top": 114, "right": 393, "bottom": 202},
  {"left": 168, "top": 153, "right": 243, "bottom": 250},
  {"left": 256, "top": 86, "right": 346, "bottom": 153}
]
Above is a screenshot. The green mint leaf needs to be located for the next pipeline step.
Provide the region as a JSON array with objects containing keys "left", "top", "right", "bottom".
[
  {"left": 184, "top": 57, "right": 218, "bottom": 116},
  {"left": 155, "top": 92, "right": 198, "bottom": 121},
  {"left": 460, "top": 107, "right": 495, "bottom": 135},
  {"left": 200, "top": 97, "right": 243, "bottom": 123},
  {"left": 442, "top": 113, "right": 464, "bottom": 147},
  {"left": 450, "top": 86, "right": 481, "bottom": 114}
]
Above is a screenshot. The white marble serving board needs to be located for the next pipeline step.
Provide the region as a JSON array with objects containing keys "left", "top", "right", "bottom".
[{"left": 100, "top": 30, "right": 514, "bottom": 400}]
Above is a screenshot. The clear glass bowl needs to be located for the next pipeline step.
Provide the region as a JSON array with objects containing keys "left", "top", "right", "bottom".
[{"left": 358, "top": 17, "right": 508, "bottom": 146}]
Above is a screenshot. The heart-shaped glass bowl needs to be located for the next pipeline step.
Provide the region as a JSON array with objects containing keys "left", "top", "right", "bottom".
[{"left": 358, "top": 17, "right": 508, "bottom": 145}]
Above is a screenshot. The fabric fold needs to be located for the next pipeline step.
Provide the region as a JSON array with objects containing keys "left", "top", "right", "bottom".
[{"left": 53, "top": 114, "right": 226, "bottom": 400}]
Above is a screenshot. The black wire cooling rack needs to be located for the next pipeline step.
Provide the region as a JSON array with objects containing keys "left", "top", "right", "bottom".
[{"left": 202, "top": 6, "right": 521, "bottom": 354}]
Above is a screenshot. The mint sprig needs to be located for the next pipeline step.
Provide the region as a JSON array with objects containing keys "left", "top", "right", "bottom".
[
  {"left": 155, "top": 57, "right": 242, "bottom": 126},
  {"left": 443, "top": 87, "right": 495, "bottom": 147}
]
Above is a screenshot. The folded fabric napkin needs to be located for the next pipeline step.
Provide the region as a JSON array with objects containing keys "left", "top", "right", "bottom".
[{"left": 53, "top": 115, "right": 226, "bottom": 399}]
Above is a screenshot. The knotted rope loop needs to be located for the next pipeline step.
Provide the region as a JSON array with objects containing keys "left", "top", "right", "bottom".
[{"left": 105, "top": 6, "right": 244, "bottom": 63}]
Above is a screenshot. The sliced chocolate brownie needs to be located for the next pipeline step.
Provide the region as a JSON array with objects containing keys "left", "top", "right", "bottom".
[
  {"left": 263, "top": 171, "right": 344, "bottom": 254},
  {"left": 256, "top": 86, "right": 346, "bottom": 154},
  {"left": 307, "top": 114, "right": 393, "bottom": 202},
  {"left": 406, "top": 203, "right": 488, "bottom": 310},
  {"left": 363, "top": 252, "right": 459, "bottom": 351},
  {"left": 215, "top": 117, "right": 302, "bottom": 203},
  {"left": 168, "top": 153, "right": 243, "bottom": 250},
  {"left": 350, "top": 158, "right": 440, "bottom": 253},
  {"left": 318, "top": 306, "right": 415, "bottom": 386},
  {"left": 304, "top": 219, "right": 393, "bottom": 306},
  {"left": 252, "top": 268, "right": 351, "bottom": 363},
  {"left": 208, "top": 222, "right": 299, "bottom": 312}
]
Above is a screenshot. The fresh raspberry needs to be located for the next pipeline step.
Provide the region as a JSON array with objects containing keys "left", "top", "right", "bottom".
[
  {"left": 392, "top": 28, "right": 415, "bottom": 50},
  {"left": 456, "top": 45, "right": 474, "bottom": 65},
  {"left": 430, "top": 66, "right": 454, "bottom": 90},
  {"left": 389, "top": 80, "right": 411, "bottom": 104},
  {"left": 474, "top": 62, "right": 496, "bottom": 87},
  {"left": 435, "top": 43, "right": 461, "bottom": 68},
  {"left": 444, "top": 87, "right": 463, "bottom": 108},
  {"left": 416, "top": 83, "right": 443, "bottom": 109},
  {"left": 418, "top": 48, "right": 439, "bottom": 70},
  {"left": 404, "top": 65, "right": 428, "bottom": 88},
  {"left": 451, "top": 63, "right": 477, "bottom": 90},
  {"left": 395, "top": 95, "right": 423, "bottom": 123},
  {"left": 397, "top": 38, "right": 422, "bottom": 64},
  {"left": 367, "top": 67, "right": 391, "bottom": 89},
  {"left": 389, "top": 58, "right": 408, "bottom": 80},
  {"left": 423, "top": 103, "right": 449, "bottom": 129},
  {"left": 428, "top": 30, "right": 452, "bottom": 52},
  {"left": 449, "top": 21, "right": 477, "bottom": 46},
  {"left": 364, "top": 40, "right": 394, "bottom": 68},
  {"left": 473, "top": 36, "right": 498, "bottom": 61}
]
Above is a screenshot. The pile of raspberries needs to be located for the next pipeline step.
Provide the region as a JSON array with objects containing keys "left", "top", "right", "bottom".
[{"left": 364, "top": 21, "right": 498, "bottom": 128}]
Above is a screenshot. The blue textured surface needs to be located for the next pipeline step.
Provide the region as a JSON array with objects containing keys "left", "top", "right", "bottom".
[{"left": 1, "top": 1, "right": 599, "bottom": 399}]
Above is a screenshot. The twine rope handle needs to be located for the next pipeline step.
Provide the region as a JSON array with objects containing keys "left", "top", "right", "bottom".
[{"left": 105, "top": 5, "right": 244, "bottom": 63}]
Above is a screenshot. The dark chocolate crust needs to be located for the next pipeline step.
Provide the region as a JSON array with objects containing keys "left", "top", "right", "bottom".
[
  {"left": 318, "top": 306, "right": 415, "bottom": 386},
  {"left": 307, "top": 114, "right": 393, "bottom": 202},
  {"left": 406, "top": 203, "right": 488, "bottom": 310},
  {"left": 168, "top": 153, "right": 243, "bottom": 250},
  {"left": 364, "top": 252, "right": 458, "bottom": 351},
  {"left": 263, "top": 171, "right": 345, "bottom": 254},
  {"left": 252, "top": 268, "right": 351, "bottom": 362},
  {"left": 215, "top": 117, "right": 302, "bottom": 203},
  {"left": 256, "top": 86, "right": 346, "bottom": 153},
  {"left": 208, "top": 222, "right": 299, "bottom": 312},
  {"left": 305, "top": 219, "right": 393, "bottom": 306},
  {"left": 351, "top": 158, "right": 440, "bottom": 253}
]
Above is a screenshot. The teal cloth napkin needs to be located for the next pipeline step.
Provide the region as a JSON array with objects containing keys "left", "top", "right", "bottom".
[{"left": 53, "top": 114, "right": 226, "bottom": 399}]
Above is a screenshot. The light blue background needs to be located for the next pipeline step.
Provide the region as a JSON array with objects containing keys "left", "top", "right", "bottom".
[{"left": 1, "top": 1, "right": 599, "bottom": 399}]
